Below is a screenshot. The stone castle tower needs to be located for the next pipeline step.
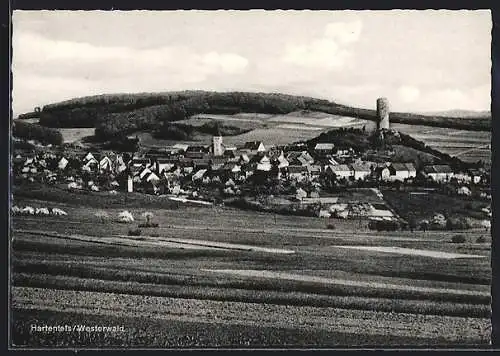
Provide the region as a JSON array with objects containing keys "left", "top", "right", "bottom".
[
  {"left": 212, "top": 123, "right": 224, "bottom": 156},
  {"left": 376, "top": 97, "right": 390, "bottom": 130}
]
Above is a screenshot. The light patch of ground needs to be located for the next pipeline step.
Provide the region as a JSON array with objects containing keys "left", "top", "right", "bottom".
[
  {"left": 332, "top": 246, "right": 486, "bottom": 259},
  {"left": 59, "top": 128, "right": 96, "bottom": 143},
  {"left": 140, "top": 236, "right": 295, "bottom": 254},
  {"left": 269, "top": 115, "right": 361, "bottom": 127},
  {"left": 202, "top": 269, "right": 489, "bottom": 297},
  {"left": 276, "top": 124, "right": 324, "bottom": 130},
  {"left": 15, "top": 229, "right": 294, "bottom": 254}
]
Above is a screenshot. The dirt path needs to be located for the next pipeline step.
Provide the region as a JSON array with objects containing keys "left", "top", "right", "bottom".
[
  {"left": 14, "top": 229, "right": 295, "bottom": 254},
  {"left": 332, "top": 246, "right": 487, "bottom": 259}
]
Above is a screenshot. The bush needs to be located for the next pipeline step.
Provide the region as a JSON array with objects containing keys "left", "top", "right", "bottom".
[
  {"left": 128, "top": 228, "right": 142, "bottom": 236},
  {"left": 368, "top": 219, "right": 399, "bottom": 231},
  {"left": 326, "top": 224, "right": 336, "bottom": 230},
  {"left": 476, "top": 236, "right": 486, "bottom": 243},
  {"left": 451, "top": 235, "right": 467, "bottom": 243},
  {"left": 95, "top": 211, "right": 109, "bottom": 223},
  {"left": 446, "top": 217, "right": 472, "bottom": 231},
  {"left": 138, "top": 222, "right": 159, "bottom": 228}
]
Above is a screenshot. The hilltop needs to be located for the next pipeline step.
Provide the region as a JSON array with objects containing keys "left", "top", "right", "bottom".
[{"left": 16, "top": 91, "right": 491, "bottom": 143}]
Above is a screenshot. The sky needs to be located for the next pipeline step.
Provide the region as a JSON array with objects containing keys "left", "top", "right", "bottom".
[{"left": 11, "top": 10, "right": 491, "bottom": 116}]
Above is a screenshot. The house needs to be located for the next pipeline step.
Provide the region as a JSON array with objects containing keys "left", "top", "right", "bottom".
[
  {"left": 314, "top": 143, "right": 335, "bottom": 155},
  {"left": 192, "top": 158, "right": 210, "bottom": 170},
  {"left": 238, "top": 153, "right": 251, "bottom": 165},
  {"left": 83, "top": 152, "right": 95, "bottom": 162},
  {"left": 287, "top": 165, "right": 309, "bottom": 180},
  {"left": 306, "top": 165, "right": 322, "bottom": 177},
  {"left": 381, "top": 163, "right": 417, "bottom": 182},
  {"left": 295, "top": 188, "right": 308, "bottom": 201},
  {"left": 469, "top": 169, "right": 483, "bottom": 184},
  {"left": 249, "top": 153, "right": 271, "bottom": 172},
  {"left": 155, "top": 158, "right": 176, "bottom": 175},
  {"left": 334, "top": 148, "right": 354, "bottom": 157},
  {"left": 185, "top": 145, "right": 210, "bottom": 156},
  {"left": 115, "top": 155, "right": 128, "bottom": 173},
  {"left": 351, "top": 162, "right": 372, "bottom": 181},
  {"left": 286, "top": 151, "right": 314, "bottom": 166},
  {"left": 224, "top": 150, "right": 238, "bottom": 160},
  {"left": 58, "top": 157, "right": 69, "bottom": 170},
  {"left": 99, "top": 156, "right": 114, "bottom": 172},
  {"left": 277, "top": 156, "right": 289, "bottom": 169},
  {"left": 210, "top": 157, "right": 227, "bottom": 171},
  {"left": 173, "top": 143, "right": 190, "bottom": 153},
  {"left": 268, "top": 149, "right": 285, "bottom": 161},
  {"left": 423, "top": 165, "right": 454, "bottom": 182},
  {"left": 178, "top": 157, "right": 193, "bottom": 167},
  {"left": 83, "top": 157, "right": 99, "bottom": 171},
  {"left": 243, "top": 141, "right": 266, "bottom": 153},
  {"left": 139, "top": 167, "right": 153, "bottom": 180},
  {"left": 453, "top": 172, "right": 472, "bottom": 184},
  {"left": 222, "top": 162, "right": 241, "bottom": 174},
  {"left": 144, "top": 171, "right": 160, "bottom": 183},
  {"left": 131, "top": 158, "right": 151, "bottom": 169},
  {"left": 326, "top": 164, "right": 353, "bottom": 180},
  {"left": 256, "top": 162, "right": 272, "bottom": 172},
  {"left": 184, "top": 151, "right": 208, "bottom": 159},
  {"left": 24, "top": 157, "right": 35, "bottom": 166}
]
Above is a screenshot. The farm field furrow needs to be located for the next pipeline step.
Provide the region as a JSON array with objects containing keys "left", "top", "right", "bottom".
[{"left": 12, "top": 287, "right": 490, "bottom": 346}]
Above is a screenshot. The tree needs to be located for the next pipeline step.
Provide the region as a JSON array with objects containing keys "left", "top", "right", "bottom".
[
  {"left": 142, "top": 211, "right": 154, "bottom": 225},
  {"left": 408, "top": 214, "right": 417, "bottom": 232},
  {"left": 95, "top": 210, "right": 109, "bottom": 223}
]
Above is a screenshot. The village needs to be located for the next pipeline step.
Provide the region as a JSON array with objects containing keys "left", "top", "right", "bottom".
[{"left": 12, "top": 122, "right": 492, "bottom": 229}]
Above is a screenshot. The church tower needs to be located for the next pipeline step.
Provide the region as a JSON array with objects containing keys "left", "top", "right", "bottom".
[{"left": 212, "top": 123, "right": 224, "bottom": 157}]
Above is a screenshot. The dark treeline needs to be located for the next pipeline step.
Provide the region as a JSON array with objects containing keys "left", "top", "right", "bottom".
[
  {"left": 12, "top": 121, "right": 63, "bottom": 146},
  {"left": 307, "top": 127, "right": 372, "bottom": 151},
  {"left": 34, "top": 91, "right": 491, "bottom": 140},
  {"left": 154, "top": 121, "right": 252, "bottom": 141}
]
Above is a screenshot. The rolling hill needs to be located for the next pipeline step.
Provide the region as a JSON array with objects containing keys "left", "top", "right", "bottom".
[{"left": 16, "top": 91, "right": 491, "bottom": 142}]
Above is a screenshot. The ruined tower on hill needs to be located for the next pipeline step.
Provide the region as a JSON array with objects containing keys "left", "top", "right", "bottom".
[{"left": 376, "top": 97, "right": 390, "bottom": 130}]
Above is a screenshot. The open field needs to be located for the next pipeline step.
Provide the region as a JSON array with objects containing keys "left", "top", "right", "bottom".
[
  {"left": 59, "top": 128, "right": 96, "bottom": 143},
  {"left": 391, "top": 123, "right": 491, "bottom": 164},
  {"left": 10, "top": 187, "right": 492, "bottom": 347}
]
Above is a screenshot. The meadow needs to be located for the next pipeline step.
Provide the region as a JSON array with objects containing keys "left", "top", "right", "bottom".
[{"left": 10, "top": 187, "right": 492, "bottom": 347}]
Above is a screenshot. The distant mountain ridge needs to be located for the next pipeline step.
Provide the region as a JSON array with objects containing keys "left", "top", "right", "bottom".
[{"left": 416, "top": 109, "right": 491, "bottom": 118}]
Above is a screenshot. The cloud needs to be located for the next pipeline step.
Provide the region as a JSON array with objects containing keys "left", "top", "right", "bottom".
[
  {"left": 201, "top": 52, "right": 249, "bottom": 74},
  {"left": 397, "top": 85, "right": 420, "bottom": 103},
  {"left": 12, "top": 31, "right": 249, "bottom": 113},
  {"left": 282, "top": 20, "right": 362, "bottom": 70},
  {"left": 420, "top": 86, "right": 490, "bottom": 111},
  {"left": 324, "top": 20, "right": 363, "bottom": 44}
]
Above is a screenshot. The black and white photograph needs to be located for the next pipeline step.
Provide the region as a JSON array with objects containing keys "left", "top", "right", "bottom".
[{"left": 9, "top": 9, "right": 492, "bottom": 348}]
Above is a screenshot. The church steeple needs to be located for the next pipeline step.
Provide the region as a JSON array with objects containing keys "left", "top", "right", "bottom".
[{"left": 212, "top": 122, "right": 224, "bottom": 156}]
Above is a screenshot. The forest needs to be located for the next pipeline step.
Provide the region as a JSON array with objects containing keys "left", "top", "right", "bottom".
[{"left": 12, "top": 121, "right": 64, "bottom": 146}]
